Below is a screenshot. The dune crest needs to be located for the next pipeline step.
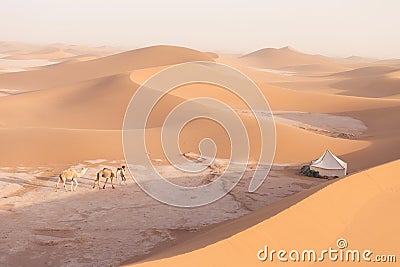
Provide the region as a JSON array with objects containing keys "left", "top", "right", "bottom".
[
  {"left": 0, "top": 45, "right": 214, "bottom": 90},
  {"left": 240, "top": 46, "right": 347, "bottom": 73}
]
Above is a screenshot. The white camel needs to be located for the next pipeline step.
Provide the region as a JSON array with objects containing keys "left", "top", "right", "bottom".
[
  {"left": 56, "top": 167, "right": 88, "bottom": 192},
  {"left": 116, "top": 165, "right": 127, "bottom": 185}
]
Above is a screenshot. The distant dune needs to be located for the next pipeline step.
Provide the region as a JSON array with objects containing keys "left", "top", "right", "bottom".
[
  {"left": 0, "top": 44, "right": 398, "bottom": 171},
  {"left": 129, "top": 159, "right": 400, "bottom": 267},
  {"left": 333, "top": 55, "right": 379, "bottom": 64},
  {"left": 0, "top": 45, "right": 214, "bottom": 90},
  {"left": 0, "top": 42, "right": 120, "bottom": 60},
  {"left": 373, "top": 59, "right": 400, "bottom": 65},
  {"left": 3, "top": 47, "right": 75, "bottom": 61},
  {"left": 330, "top": 66, "right": 400, "bottom": 77},
  {"left": 205, "top": 52, "right": 219, "bottom": 59},
  {"left": 328, "top": 66, "right": 400, "bottom": 98},
  {"left": 240, "top": 46, "right": 348, "bottom": 73}
]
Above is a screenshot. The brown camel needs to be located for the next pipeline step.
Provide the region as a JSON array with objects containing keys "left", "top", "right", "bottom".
[
  {"left": 93, "top": 168, "right": 115, "bottom": 189},
  {"left": 56, "top": 167, "right": 88, "bottom": 192}
]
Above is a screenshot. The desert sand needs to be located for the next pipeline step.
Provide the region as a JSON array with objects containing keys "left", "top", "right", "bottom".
[
  {"left": 0, "top": 42, "right": 399, "bottom": 266},
  {"left": 128, "top": 160, "right": 400, "bottom": 267},
  {"left": 0, "top": 161, "right": 324, "bottom": 266}
]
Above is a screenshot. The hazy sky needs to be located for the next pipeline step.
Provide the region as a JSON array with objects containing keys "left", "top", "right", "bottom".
[{"left": 1, "top": 0, "right": 399, "bottom": 58}]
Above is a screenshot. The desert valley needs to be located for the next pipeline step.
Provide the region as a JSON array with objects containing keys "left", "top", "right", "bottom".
[{"left": 0, "top": 41, "right": 399, "bottom": 266}]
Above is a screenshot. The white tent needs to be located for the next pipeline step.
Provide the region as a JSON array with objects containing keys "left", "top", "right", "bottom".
[{"left": 310, "top": 150, "right": 347, "bottom": 177}]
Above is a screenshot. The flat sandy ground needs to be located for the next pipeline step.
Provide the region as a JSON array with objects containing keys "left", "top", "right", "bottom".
[
  {"left": 0, "top": 42, "right": 399, "bottom": 266},
  {"left": 0, "top": 161, "right": 323, "bottom": 266}
]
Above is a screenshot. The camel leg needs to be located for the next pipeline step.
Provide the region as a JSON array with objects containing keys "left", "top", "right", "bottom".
[
  {"left": 63, "top": 180, "right": 68, "bottom": 192},
  {"left": 111, "top": 176, "right": 115, "bottom": 189},
  {"left": 56, "top": 177, "right": 60, "bottom": 192},
  {"left": 103, "top": 177, "right": 109, "bottom": 189},
  {"left": 73, "top": 178, "right": 78, "bottom": 191},
  {"left": 93, "top": 178, "right": 100, "bottom": 189}
]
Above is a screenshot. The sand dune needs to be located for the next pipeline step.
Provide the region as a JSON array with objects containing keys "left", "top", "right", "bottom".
[
  {"left": 0, "top": 45, "right": 398, "bottom": 171},
  {"left": 0, "top": 74, "right": 137, "bottom": 129},
  {"left": 0, "top": 76, "right": 371, "bottom": 169},
  {"left": 330, "top": 65, "right": 399, "bottom": 77},
  {"left": 0, "top": 45, "right": 214, "bottom": 90},
  {"left": 0, "top": 73, "right": 376, "bottom": 169},
  {"left": 373, "top": 59, "right": 400, "bottom": 65},
  {"left": 129, "top": 159, "right": 400, "bottom": 267},
  {"left": 0, "top": 128, "right": 122, "bottom": 167},
  {"left": 278, "top": 63, "right": 345, "bottom": 73},
  {"left": 336, "top": 105, "right": 400, "bottom": 170},
  {"left": 248, "top": 65, "right": 400, "bottom": 98},
  {"left": 226, "top": 49, "right": 400, "bottom": 99},
  {"left": 0, "top": 44, "right": 398, "bottom": 210},
  {"left": 333, "top": 76, "right": 400, "bottom": 98},
  {"left": 205, "top": 52, "right": 219, "bottom": 59},
  {"left": 131, "top": 62, "right": 400, "bottom": 112},
  {"left": 0, "top": 41, "right": 399, "bottom": 266},
  {"left": 240, "top": 46, "right": 348, "bottom": 73},
  {"left": 0, "top": 42, "right": 120, "bottom": 60},
  {"left": 3, "top": 47, "right": 75, "bottom": 61},
  {"left": 333, "top": 55, "right": 379, "bottom": 65},
  {"left": 265, "top": 74, "right": 400, "bottom": 98},
  {"left": 0, "top": 41, "right": 43, "bottom": 54},
  {"left": 329, "top": 66, "right": 400, "bottom": 98},
  {"left": 158, "top": 83, "right": 373, "bottom": 168},
  {"left": 129, "top": 72, "right": 378, "bottom": 169},
  {"left": 258, "top": 83, "right": 399, "bottom": 112}
]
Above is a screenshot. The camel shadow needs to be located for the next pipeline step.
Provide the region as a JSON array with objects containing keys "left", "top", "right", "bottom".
[{"left": 0, "top": 176, "right": 52, "bottom": 189}]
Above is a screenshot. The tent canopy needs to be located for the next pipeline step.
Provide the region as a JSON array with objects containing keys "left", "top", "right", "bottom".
[{"left": 311, "top": 150, "right": 346, "bottom": 170}]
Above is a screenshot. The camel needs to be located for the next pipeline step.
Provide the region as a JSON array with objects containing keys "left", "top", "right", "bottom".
[
  {"left": 116, "top": 165, "right": 127, "bottom": 184},
  {"left": 93, "top": 168, "right": 115, "bottom": 189},
  {"left": 56, "top": 167, "right": 88, "bottom": 192}
]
